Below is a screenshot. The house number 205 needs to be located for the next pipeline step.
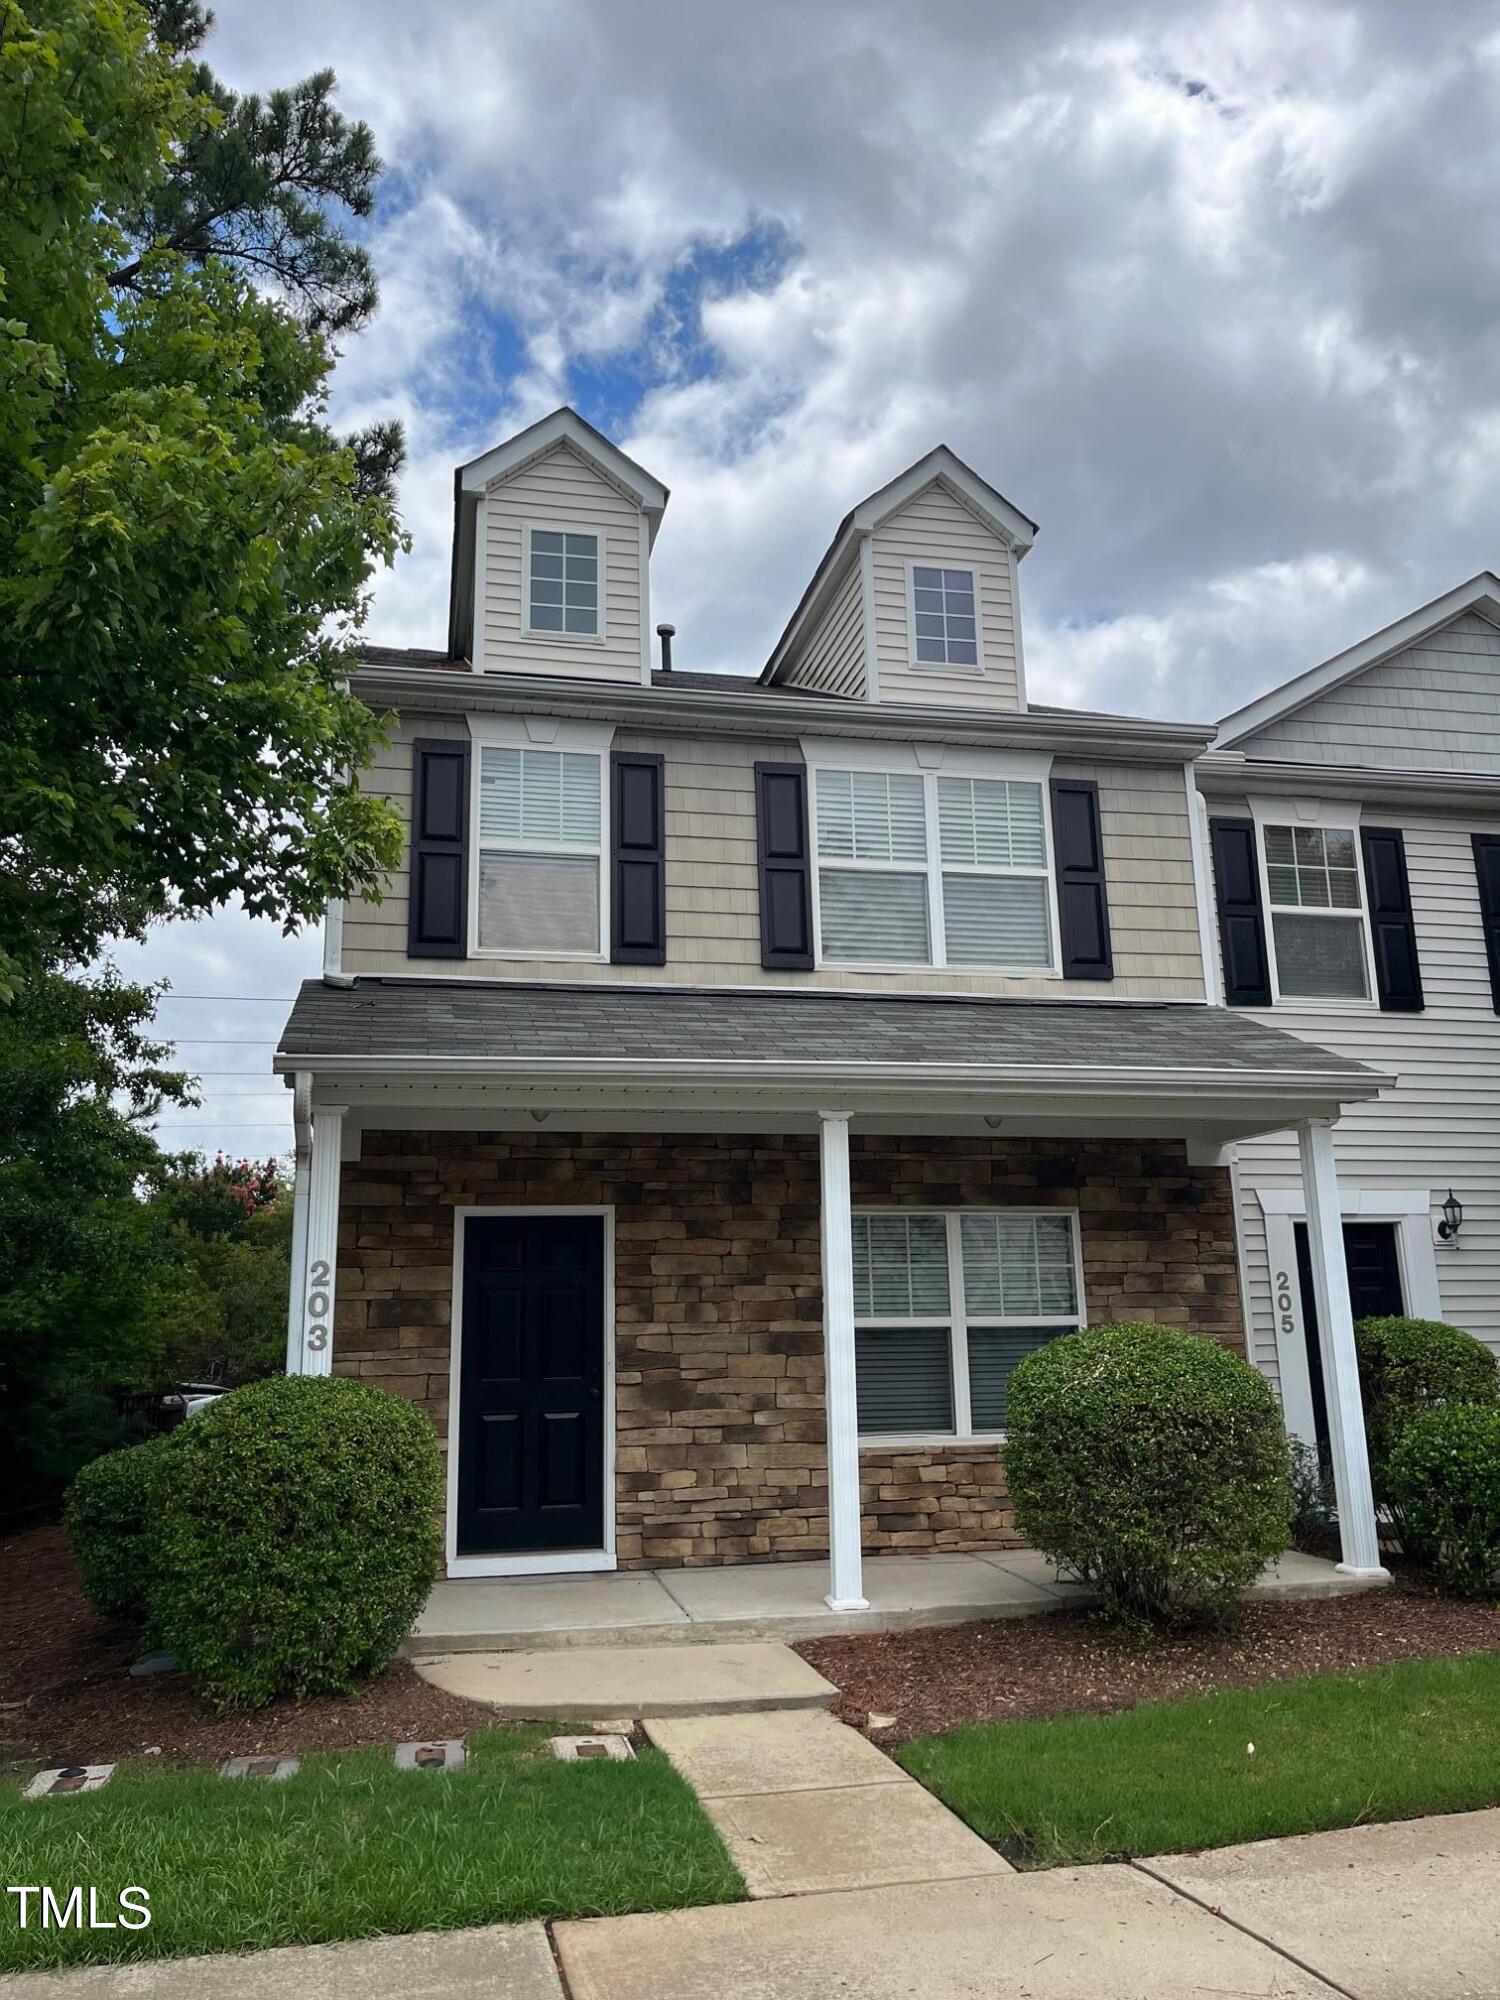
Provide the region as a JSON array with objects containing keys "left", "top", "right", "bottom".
[
  {"left": 1274, "top": 1269, "right": 1295, "bottom": 1336},
  {"left": 305, "top": 1259, "right": 332, "bottom": 1353}
]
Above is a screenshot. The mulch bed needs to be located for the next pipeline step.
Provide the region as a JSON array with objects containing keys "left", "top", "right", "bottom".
[
  {"left": 798, "top": 1579, "right": 1500, "bottom": 1744},
  {"left": 0, "top": 1526, "right": 497, "bottom": 1768}
]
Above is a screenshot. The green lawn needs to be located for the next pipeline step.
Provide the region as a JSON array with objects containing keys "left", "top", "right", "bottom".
[
  {"left": 0, "top": 1725, "right": 743, "bottom": 1972},
  {"left": 899, "top": 1651, "right": 1500, "bottom": 1869}
]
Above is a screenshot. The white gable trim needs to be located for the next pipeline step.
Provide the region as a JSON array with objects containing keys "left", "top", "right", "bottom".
[
  {"left": 458, "top": 408, "right": 668, "bottom": 536},
  {"left": 1217, "top": 573, "right": 1500, "bottom": 749},
  {"left": 852, "top": 450, "right": 1036, "bottom": 551}
]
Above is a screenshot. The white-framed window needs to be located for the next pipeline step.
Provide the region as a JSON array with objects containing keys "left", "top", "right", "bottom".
[
  {"left": 811, "top": 765, "right": 1055, "bottom": 971},
  {"left": 523, "top": 524, "right": 605, "bottom": 640},
  {"left": 474, "top": 744, "right": 604, "bottom": 956},
  {"left": 908, "top": 563, "right": 982, "bottom": 669},
  {"left": 1259, "top": 821, "right": 1373, "bottom": 1003},
  {"left": 853, "top": 1209, "right": 1084, "bottom": 1441}
]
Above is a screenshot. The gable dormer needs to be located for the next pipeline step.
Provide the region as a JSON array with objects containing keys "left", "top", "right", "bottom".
[
  {"left": 763, "top": 446, "right": 1037, "bottom": 712},
  {"left": 449, "top": 408, "right": 668, "bottom": 684}
]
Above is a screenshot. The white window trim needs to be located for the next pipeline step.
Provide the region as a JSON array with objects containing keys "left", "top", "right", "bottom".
[
  {"left": 445, "top": 1205, "right": 616, "bottom": 1578},
  {"left": 1255, "top": 1187, "right": 1442, "bottom": 1451},
  {"left": 904, "top": 558, "right": 987, "bottom": 675},
  {"left": 853, "top": 1207, "right": 1086, "bottom": 1447},
  {"left": 1247, "top": 797, "right": 1377, "bottom": 1011},
  {"left": 465, "top": 714, "right": 615, "bottom": 962},
  {"left": 803, "top": 748, "right": 1061, "bottom": 976},
  {"left": 521, "top": 520, "right": 609, "bottom": 645}
]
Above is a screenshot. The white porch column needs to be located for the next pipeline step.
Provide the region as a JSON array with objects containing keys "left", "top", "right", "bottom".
[
  {"left": 819, "top": 1111, "right": 868, "bottom": 1611},
  {"left": 1297, "top": 1117, "right": 1387, "bottom": 1578},
  {"left": 297, "top": 1104, "right": 346, "bottom": 1378},
  {"left": 283, "top": 1073, "right": 313, "bottom": 1373}
]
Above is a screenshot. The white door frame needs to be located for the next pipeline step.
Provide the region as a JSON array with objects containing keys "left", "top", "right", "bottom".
[
  {"left": 1256, "top": 1187, "right": 1441, "bottom": 1448},
  {"left": 446, "top": 1205, "right": 616, "bottom": 1579}
]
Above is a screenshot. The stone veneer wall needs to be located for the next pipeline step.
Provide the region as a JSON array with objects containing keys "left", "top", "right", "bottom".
[{"left": 334, "top": 1132, "right": 1244, "bottom": 1571}]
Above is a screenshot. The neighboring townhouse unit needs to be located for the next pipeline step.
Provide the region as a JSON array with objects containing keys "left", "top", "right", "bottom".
[
  {"left": 276, "top": 407, "right": 1390, "bottom": 1612},
  {"left": 1199, "top": 577, "right": 1500, "bottom": 1467}
]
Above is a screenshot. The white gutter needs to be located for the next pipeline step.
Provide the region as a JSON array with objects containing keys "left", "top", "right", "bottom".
[
  {"left": 283, "top": 1071, "right": 313, "bottom": 1374},
  {"left": 1198, "top": 751, "right": 1500, "bottom": 811}
]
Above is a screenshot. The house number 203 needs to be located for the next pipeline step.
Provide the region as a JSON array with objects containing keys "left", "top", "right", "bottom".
[
  {"left": 1275, "top": 1269, "right": 1295, "bottom": 1336},
  {"left": 305, "top": 1260, "right": 332, "bottom": 1353}
]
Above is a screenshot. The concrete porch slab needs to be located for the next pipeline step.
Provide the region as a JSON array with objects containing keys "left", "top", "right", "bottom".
[
  {"left": 1141, "top": 1807, "right": 1500, "bottom": 2000},
  {"left": 554, "top": 1867, "right": 1340, "bottom": 1999},
  {"left": 705, "top": 1779, "right": 1011, "bottom": 1897},
  {"left": 643, "top": 1709, "right": 907, "bottom": 1798},
  {"left": 406, "top": 1547, "right": 1380, "bottom": 1655},
  {"left": 412, "top": 1640, "right": 836, "bottom": 1718}
]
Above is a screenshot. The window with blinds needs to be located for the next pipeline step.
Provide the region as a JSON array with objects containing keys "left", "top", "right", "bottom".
[
  {"left": 1261, "top": 823, "right": 1370, "bottom": 1001},
  {"left": 475, "top": 746, "right": 603, "bottom": 954},
  {"left": 813, "top": 767, "right": 1054, "bottom": 971},
  {"left": 852, "top": 1210, "right": 1082, "bottom": 1439}
]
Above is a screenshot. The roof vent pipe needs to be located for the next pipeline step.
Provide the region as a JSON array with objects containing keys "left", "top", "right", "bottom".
[{"left": 656, "top": 622, "right": 676, "bottom": 673}]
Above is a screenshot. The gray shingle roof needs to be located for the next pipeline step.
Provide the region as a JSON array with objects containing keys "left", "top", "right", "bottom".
[{"left": 277, "top": 978, "right": 1374, "bottom": 1079}]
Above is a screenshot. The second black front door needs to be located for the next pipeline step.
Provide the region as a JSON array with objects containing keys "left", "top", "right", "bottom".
[
  {"left": 457, "top": 1214, "right": 606, "bottom": 1558},
  {"left": 1294, "top": 1221, "right": 1404, "bottom": 1467}
]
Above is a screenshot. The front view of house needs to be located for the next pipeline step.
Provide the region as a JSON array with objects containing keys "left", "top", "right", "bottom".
[{"left": 276, "top": 408, "right": 1393, "bottom": 1607}]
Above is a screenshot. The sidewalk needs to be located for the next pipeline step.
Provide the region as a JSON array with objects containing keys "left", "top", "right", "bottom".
[{"left": 5, "top": 1807, "right": 1499, "bottom": 1997}]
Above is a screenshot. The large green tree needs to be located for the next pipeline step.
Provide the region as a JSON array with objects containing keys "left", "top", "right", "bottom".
[{"left": 0, "top": 0, "right": 407, "bottom": 990}]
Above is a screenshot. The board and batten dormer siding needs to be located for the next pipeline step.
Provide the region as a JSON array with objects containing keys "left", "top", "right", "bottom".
[
  {"left": 1204, "top": 797, "right": 1500, "bottom": 1384},
  {"left": 1240, "top": 612, "right": 1500, "bottom": 773},
  {"left": 342, "top": 714, "right": 1207, "bottom": 1000},
  {"left": 870, "top": 481, "right": 1022, "bottom": 711},
  {"left": 478, "top": 439, "right": 646, "bottom": 683},
  {"left": 779, "top": 556, "right": 867, "bottom": 698}
]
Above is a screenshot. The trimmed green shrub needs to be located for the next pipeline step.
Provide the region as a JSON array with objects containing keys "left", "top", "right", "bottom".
[
  {"left": 64, "top": 1433, "right": 177, "bottom": 1622},
  {"left": 1005, "top": 1322, "right": 1293, "bottom": 1629},
  {"left": 1355, "top": 1316, "right": 1500, "bottom": 1504},
  {"left": 1386, "top": 1403, "right": 1500, "bottom": 1598},
  {"left": 151, "top": 1375, "right": 442, "bottom": 1709}
]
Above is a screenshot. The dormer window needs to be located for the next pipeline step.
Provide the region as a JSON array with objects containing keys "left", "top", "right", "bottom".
[
  {"left": 525, "top": 526, "right": 603, "bottom": 639},
  {"left": 909, "top": 564, "right": 980, "bottom": 669}
]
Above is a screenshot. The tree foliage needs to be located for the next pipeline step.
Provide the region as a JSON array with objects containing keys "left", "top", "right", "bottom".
[{"left": 0, "top": 0, "right": 406, "bottom": 989}]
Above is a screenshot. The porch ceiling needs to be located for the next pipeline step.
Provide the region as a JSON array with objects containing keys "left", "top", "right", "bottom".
[{"left": 275, "top": 977, "right": 1389, "bottom": 1148}]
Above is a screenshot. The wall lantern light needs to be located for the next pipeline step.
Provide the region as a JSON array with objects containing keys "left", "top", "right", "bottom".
[{"left": 1437, "top": 1190, "right": 1464, "bottom": 1242}]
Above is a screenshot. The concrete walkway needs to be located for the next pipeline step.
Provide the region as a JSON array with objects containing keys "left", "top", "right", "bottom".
[
  {"left": 409, "top": 1546, "right": 1362, "bottom": 1654},
  {"left": 415, "top": 1639, "right": 837, "bottom": 1717},
  {"left": 643, "top": 1709, "right": 1007, "bottom": 1897}
]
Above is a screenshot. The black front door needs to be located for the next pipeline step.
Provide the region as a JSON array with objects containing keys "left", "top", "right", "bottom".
[
  {"left": 1294, "top": 1221, "right": 1404, "bottom": 1467},
  {"left": 457, "top": 1215, "right": 606, "bottom": 1558}
]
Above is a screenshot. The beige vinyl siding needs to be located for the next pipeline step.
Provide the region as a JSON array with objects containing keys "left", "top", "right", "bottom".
[
  {"left": 1239, "top": 613, "right": 1500, "bottom": 772},
  {"left": 479, "top": 440, "right": 645, "bottom": 684},
  {"left": 1202, "top": 797, "right": 1500, "bottom": 1384},
  {"left": 343, "top": 720, "right": 1207, "bottom": 1000},
  {"left": 870, "top": 481, "right": 1021, "bottom": 712},
  {"left": 780, "top": 556, "right": 866, "bottom": 698}
]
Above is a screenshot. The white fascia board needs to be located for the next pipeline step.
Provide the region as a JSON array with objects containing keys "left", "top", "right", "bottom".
[
  {"left": 1197, "top": 752, "right": 1500, "bottom": 811},
  {"left": 459, "top": 407, "right": 668, "bottom": 535},
  {"left": 1216, "top": 573, "right": 1500, "bottom": 748}
]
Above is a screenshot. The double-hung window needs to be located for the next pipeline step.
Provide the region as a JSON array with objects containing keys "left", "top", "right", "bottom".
[
  {"left": 813, "top": 766, "right": 1053, "bottom": 970},
  {"left": 910, "top": 565, "right": 980, "bottom": 667},
  {"left": 853, "top": 1210, "right": 1083, "bottom": 1439},
  {"left": 475, "top": 745, "right": 604, "bottom": 955},
  {"left": 525, "top": 527, "right": 601, "bottom": 638},
  {"left": 1261, "top": 823, "right": 1371, "bottom": 1001}
]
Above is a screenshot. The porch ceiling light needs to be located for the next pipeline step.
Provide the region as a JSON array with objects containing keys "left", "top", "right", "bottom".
[{"left": 1438, "top": 1189, "right": 1464, "bottom": 1241}]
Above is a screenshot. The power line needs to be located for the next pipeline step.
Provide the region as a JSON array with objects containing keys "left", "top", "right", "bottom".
[{"left": 154, "top": 994, "right": 298, "bottom": 1002}]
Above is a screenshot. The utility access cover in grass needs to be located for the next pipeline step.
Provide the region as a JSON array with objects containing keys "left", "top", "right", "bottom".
[
  {"left": 0, "top": 1724, "right": 743, "bottom": 1973},
  {"left": 898, "top": 1652, "right": 1500, "bottom": 1869}
]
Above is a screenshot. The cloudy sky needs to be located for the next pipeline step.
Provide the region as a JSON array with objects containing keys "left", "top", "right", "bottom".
[{"left": 126, "top": 0, "right": 1500, "bottom": 1159}]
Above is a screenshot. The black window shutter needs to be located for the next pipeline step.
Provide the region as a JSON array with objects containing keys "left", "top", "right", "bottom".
[
  {"left": 1049, "top": 778, "right": 1113, "bottom": 980},
  {"left": 611, "top": 751, "right": 666, "bottom": 965},
  {"left": 1473, "top": 834, "right": 1500, "bottom": 1013},
  {"left": 407, "top": 738, "right": 470, "bottom": 958},
  {"left": 1208, "top": 816, "right": 1271, "bottom": 1006},
  {"left": 755, "top": 762, "right": 814, "bottom": 969},
  {"left": 1361, "top": 826, "right": 1424, "bottom": 1012}
]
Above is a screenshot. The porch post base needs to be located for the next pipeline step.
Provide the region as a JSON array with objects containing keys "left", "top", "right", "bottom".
[
  {"left": 824, "top": 1594, "right": 871, "bottom": 1614},
  {"left": 1335, "top": 1563, "right": 1392, "bottom": 1582}
]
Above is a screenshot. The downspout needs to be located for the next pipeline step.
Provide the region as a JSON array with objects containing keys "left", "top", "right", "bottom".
[{"left": 284, "top": 1070, "right": 314, "bottom": 1374}]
